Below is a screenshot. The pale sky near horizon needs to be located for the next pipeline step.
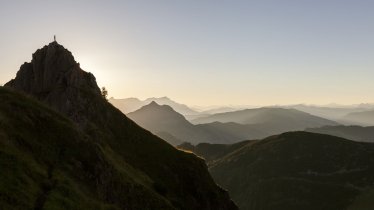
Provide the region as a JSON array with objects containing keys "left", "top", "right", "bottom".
[{"left": 1, "top": 0, "right": 374, "bottom": 106}]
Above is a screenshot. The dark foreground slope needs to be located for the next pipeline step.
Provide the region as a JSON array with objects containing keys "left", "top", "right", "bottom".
[
  {"left": 1, "top": 42, "right": 237, "bottom": 210},
  {"left": 185, "top": 132, "right": 374, "bottom": 210},
  {"left": 0, "top": 87, "right": 176, "bottom": 209}
]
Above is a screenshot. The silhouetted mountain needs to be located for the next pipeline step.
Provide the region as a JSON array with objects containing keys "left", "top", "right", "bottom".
[
  {"left": 341, "top": 110, "right": 374, "bottom": 126},
  {"left": 306, "top": 125, "right": 374, "bottom": 142},
  {"left": 2, "top": 42, "right": 237, "bottom": 210},
  {"left": 128, "top": 103, "right": 269, "bottom": 145},
  {"left": 109, "top": 96, "right": 198, "bottom": 115},
  {"left": 129, "top": 105, "right": 341, "bottom": 145},
  {"left": 185, "top": 132, "right": 374, "bottom": 210},
  {"left": 127, "top": 101, "right": 210, "bottom": 145},
  {"left": 192, "top": 107, "right": 339, "bottom": 134}
]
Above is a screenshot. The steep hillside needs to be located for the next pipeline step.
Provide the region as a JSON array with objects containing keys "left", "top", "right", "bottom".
[
  {"left": 209, "top": 132, "right": 374, "bottom": 210},
  {"left": 306, "top": 125, "right": 374, "bottom": 142},
  {"left": 2, "top": 41, "right": 237, "bottom": 210},
  {"left": 192, "top": 107, "right": 338, "bottom": 134},
  {"left": 0, "top": 87, "right": 177, "bottom": 210}
]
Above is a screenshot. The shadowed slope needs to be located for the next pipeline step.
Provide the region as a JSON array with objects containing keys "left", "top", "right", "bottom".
[
  {"left": 3, "top": 42, "right": 237, "bottom": 210},
  {"left": 209, "top": 132, "right": 374, "bottom": 210},
  {"left": 0, "top": 87, "right": 177, "bottom": 210}
]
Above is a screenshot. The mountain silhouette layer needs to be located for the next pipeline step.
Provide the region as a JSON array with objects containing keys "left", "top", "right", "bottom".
[
  {"left": 127, "top": 101, "right": 209, "bottom": 145},
  {"left": 306, "top": 125, "right": 374, "bottom": 142},
  {"left": 191, "top": 107, "right": 339, "bottom": 134},
  {"left": 341, "top": 110, "right": 374, "bottom": 126},
  {"left": 2, "top": 41, "right": 237, "bottom": 210},
  {"left": 127, "top": 102, "right": 269, "bottom": 145},
  {"left": 180, "top": 132, "right": 374, "bottom": 210},
  {"left": 284, "top": 104, "right": 370, "bottom": 121},
  {"left": 109, "top": 96, "right": 198, "bottom": 115}
]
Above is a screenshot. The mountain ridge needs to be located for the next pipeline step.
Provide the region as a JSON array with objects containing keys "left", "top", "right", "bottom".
[
  {"left": 191, "top": 107, "right": 339, "bottom": 134},
  {"left": 128, "top": 102, "right": 270, "bottom": 145},
  {"left": 306, "top": 125, "right": 374, "bottom": 142},
  {"left": 341, "top": 110, "right": 374, "bottom": 126},
  {"left": 2, "top": 41, "right": 237, "bottom": 210}
]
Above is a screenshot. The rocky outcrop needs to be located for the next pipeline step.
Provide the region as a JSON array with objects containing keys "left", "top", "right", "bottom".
[{"left": 5, "top": 41, "right": 100, "bottom": 127}]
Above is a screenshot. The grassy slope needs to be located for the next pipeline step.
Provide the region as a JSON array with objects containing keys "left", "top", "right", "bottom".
[
  {"left": 209, "top": 132, "right": 374, "bottom": 210},
  {"left": 0, "top": 87, "right": 236, "bottom": 210},
  {"left": 0, "top": 87, "right": 177, "bottom": 210}
]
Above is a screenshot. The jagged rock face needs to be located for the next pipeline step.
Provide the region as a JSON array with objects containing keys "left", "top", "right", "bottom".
[{"left": 5, "top": 42, "right": 101, "bottom": 127}]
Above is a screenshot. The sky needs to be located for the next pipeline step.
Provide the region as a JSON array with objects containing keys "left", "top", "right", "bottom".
[{"left": 1, "top": 0, "right": 374, "bottom": 106}]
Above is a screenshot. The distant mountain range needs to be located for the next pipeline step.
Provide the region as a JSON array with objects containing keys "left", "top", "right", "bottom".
[
  {"left": 109, "top": 96, "right": 199, "bottom": 115},
  {"left": 283, "top": 104, "right": 371, "bottom": 121},
  {"left": 340, "top": 110, "right": 374, "bottom": 126},
  {"left": 306, "top": 125, "right": 374, "bottom": 142},
  {"left": 179, "top": 132, "right": 374, "bottom": 210},
  {"left": 128, "top": 103, "right": 340, "bottom": 145},
  {"left": 110, "top": 96, "right": 374, "bottom": 126},
  {"left": 195, "top": 122, "right": 269, "bottom": 143},
  {"left": 191, "top": 107, "right": 339, "bottom": 134},
  {"left": 127, "top": 102, "right": 262, "bottom": 145}
]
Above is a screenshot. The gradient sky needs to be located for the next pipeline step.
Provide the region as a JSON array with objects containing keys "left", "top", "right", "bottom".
[{"left": 1, "top": 0, "right": 374, "bottom": 106}]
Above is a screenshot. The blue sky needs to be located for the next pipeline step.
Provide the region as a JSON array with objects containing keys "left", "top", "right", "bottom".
[{"left": 1, "top": 0, "right": 374, "bottom": 106}]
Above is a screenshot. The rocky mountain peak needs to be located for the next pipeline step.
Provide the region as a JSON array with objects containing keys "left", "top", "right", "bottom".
[
  {"left": 5, "top": 42, "right": 101, "bottom": 127},
  {"left": 6, "top": 41, "right": 100, "bottom": 96}
]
